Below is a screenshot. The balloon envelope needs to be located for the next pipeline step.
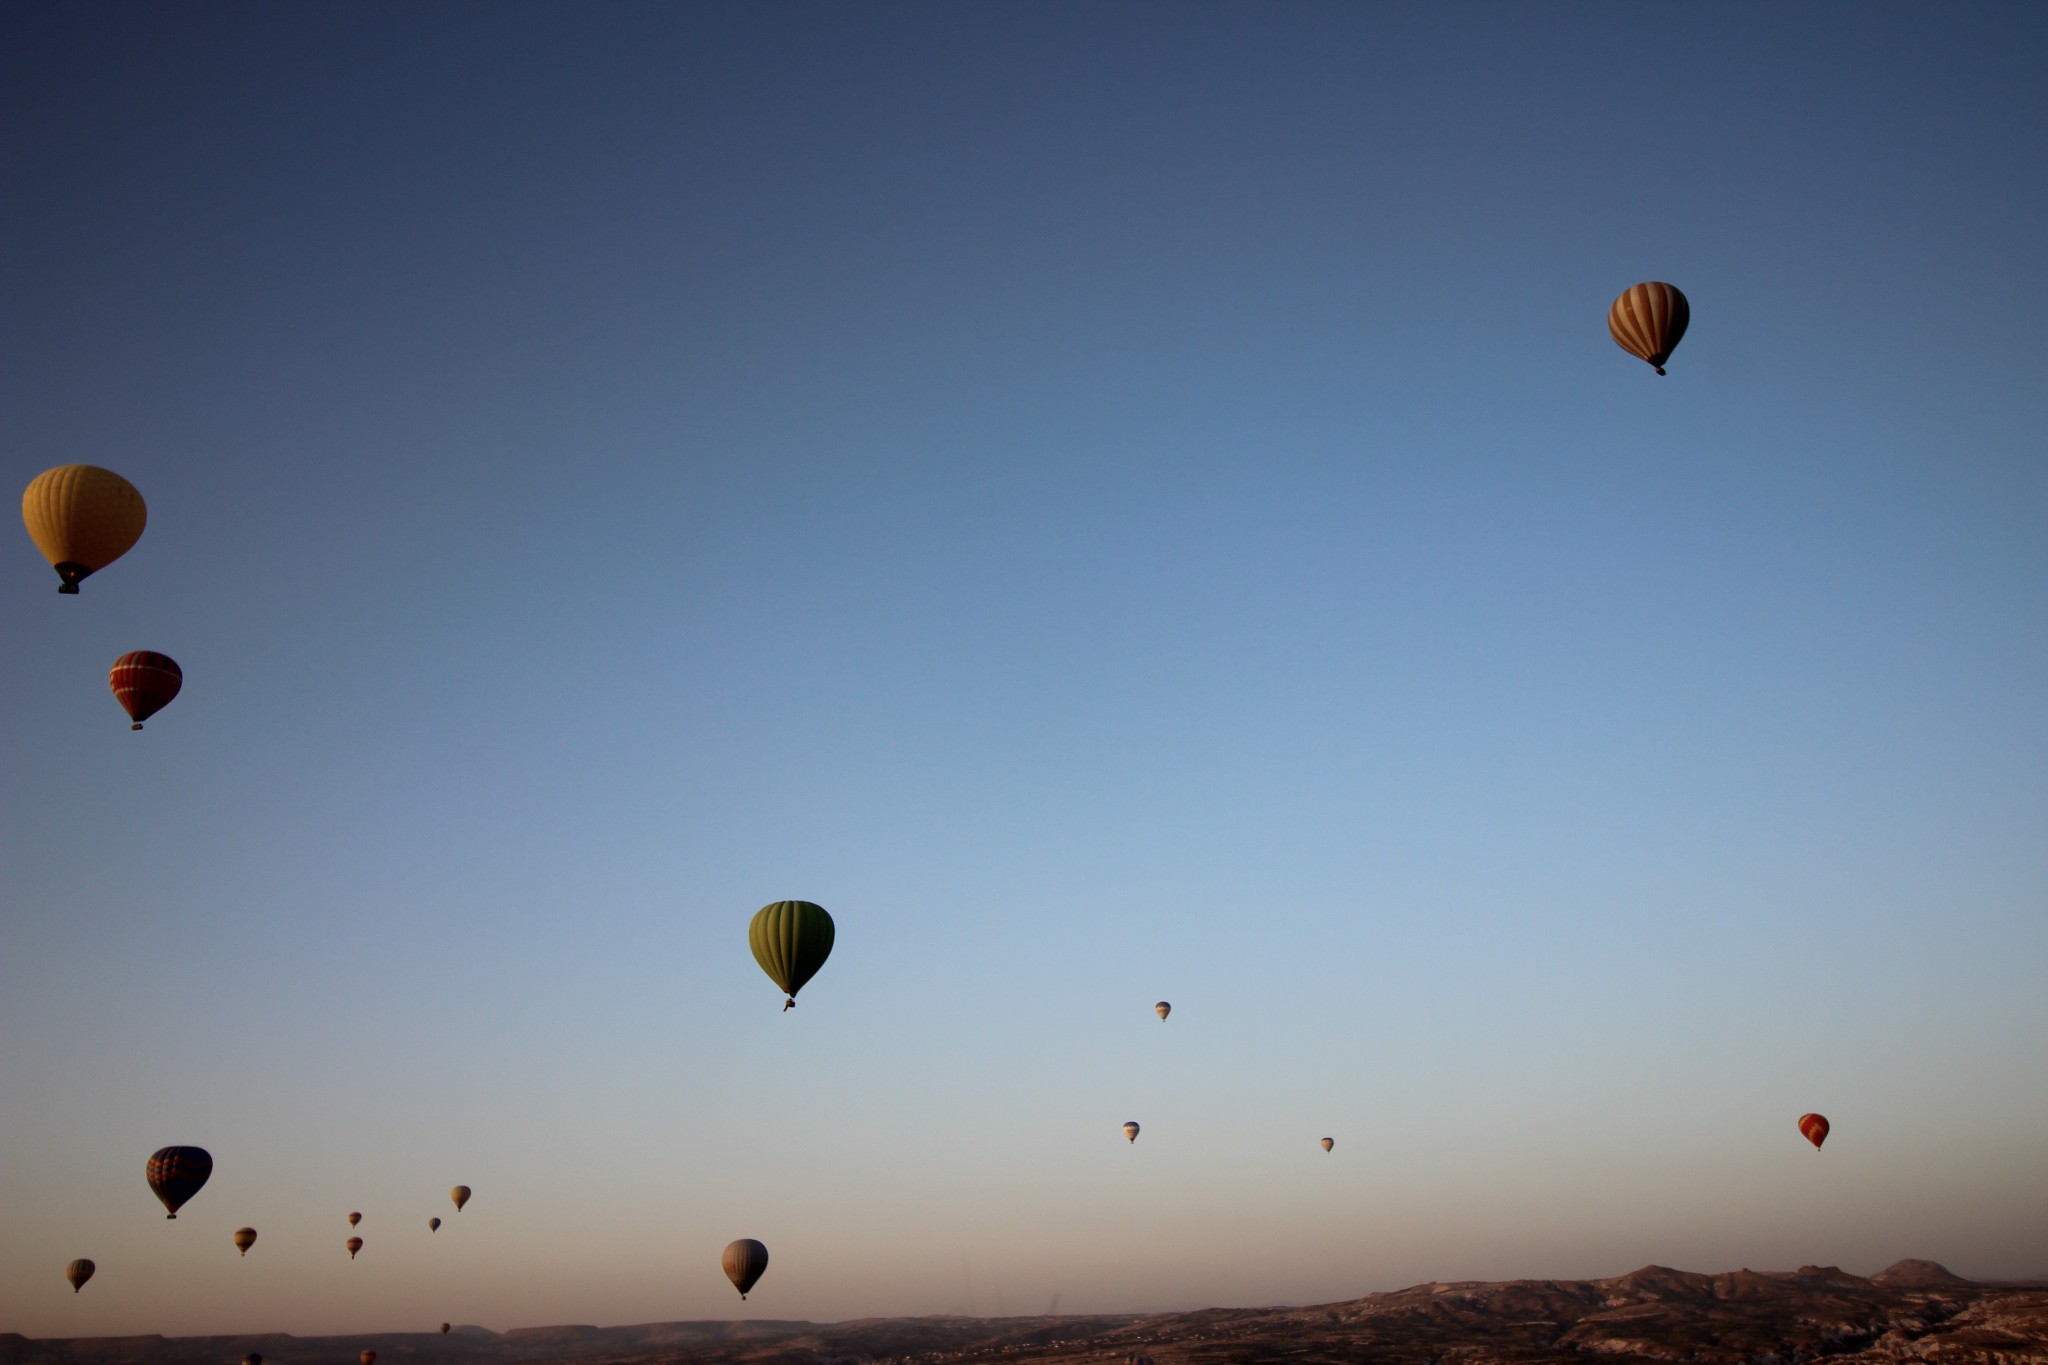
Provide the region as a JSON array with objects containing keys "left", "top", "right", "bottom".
[
  {"left": 346, "top": 1236, "right": 363, "bottom": 1258},
  {"left": 1320, "top": 1137, "right": 1334, "bottom": 1152},
  {"left": 146, "top": 1146, "right": 212, "bottom": 1218},
  {"left": 1607, "top": 281, "right": 1690, "bottom": 375},
  {"left": 347, "top": 1212, "right": 361, "bottom": 1227},
  {"left": 441, "top": 1324, "right": 451, "bottom": 1335},
  {"left": 109, "top": 652, "right": 182, "bottom": 730},
  {"left": 451, "top": 1185, "right": 471, "bottom": 1210},
  {"left": 748, "top": 900, "right": 835, "bottom": 1007},
  {"left": 429, "top": 1217, "right": 441, "bottom": 1232},
  {"left": 22, "top": 465, "right": 147, "bottom": 593},
  {"left": 1798, "top": 1113, "right": 1830, "bottom": 1150},
  {"left": 361, "top": 1353, "right": 377, "bottom": 1365},
  {"left": 1154, "top": 1002, "right": 1170, "bottom": 1020},
  {"left": 1123, "top": 1121, "right": 1140, "bottom": 1143},
  {"left": 66, "top": 1259, "right": 95, "bottom": 1293},
  {"left": 234, "top": 1227, "right": 257, "bottom": 1256},
  {"left": 723, "top": 1238, "right": 769, "bottom": 1298}
]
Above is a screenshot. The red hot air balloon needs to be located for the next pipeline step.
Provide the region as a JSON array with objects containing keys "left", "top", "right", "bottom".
[
  {"left": 146, "top": 1146, "right": 212, "bottom": 1218},
  {"left": 1798, "top": 1113, "right": 1830, "bottom": 1150},
  {"left": 347, "top": 1212, "right": 361, "bottom": 1227},
  {"left": 109, "top": 652, "right": 181, "bottom": 730},
  {"left": 1608, "top": 281, "right": 1690, "bottom": 375}
]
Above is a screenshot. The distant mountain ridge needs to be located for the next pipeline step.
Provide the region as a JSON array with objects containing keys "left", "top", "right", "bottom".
[{"left": 7, "top": 1260, "right": 2046, "bottom": 1365}]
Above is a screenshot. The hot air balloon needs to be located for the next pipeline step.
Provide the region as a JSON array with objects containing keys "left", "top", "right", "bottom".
[
  {"left": 1154, "top": 1002, "right": 1170, "bottom": 1021},
  {"left": 1122, "top": 1121, "right": 1140, "bottom": 1144},
  {"left": 146, "top": 1146, "right": 212, "bottom": 1218},
  {"left": 1608, "top": 282, "right": 1690, "bottom": 375},
  {"left": 22, "top": 465, "right": 147, "bottom": 594},
  {"left": 429, "top": 1217, "right": 441, "bottom": 1232},
  {"left": 441, "top": 1324, "right": 451, "bottom": 1335},
  {"left": 1798, "top": 1113, "right": 1830, "bottom": 1150},
  {"left": 347, "top": 1212, "right": 361, "bottom": 1227},
  {"left": 451, "top": 1185, "right": 471, "bottom": 1211},
  {"left": 1320, "top": 1137, "right": 1334, "bottom": 1152},
  {"left": 66, "top": 1259, "right": 95, "bottom": 1293},
  {"left": 108, "top": 652, "right": 182, "bottom": 730},
  {"left": 361, "top": 1353, "right": 377, "bottom": 1365},
  {"left": 346, "top": 1236, "right": 363, "bottom": 1259},
  {"left": 234, "top": 1227, "right": 257, "bottom": 1256},
  {"left": 722, "top": 1239, "right": 769, "bottom": 1299},
  {"left": 749, "top": 900, "right": 835, "bottom": 1009}
]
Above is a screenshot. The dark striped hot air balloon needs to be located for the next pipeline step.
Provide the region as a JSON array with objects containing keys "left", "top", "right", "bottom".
[
  {"left": 1798, "top": 1113, "right": 1830, "bottom": 1150},
  {"left": 1607, "top": 281, "right": 1690, "bottom": 375},
  {"left": 110, "top": 652, "right": 181, "bottom": 730},
  {"left": 21, "top": 465, "right": 146, "bottom": 593},
  {"left": 234, "top": 1227, "right": 257, "bottom": 1256},
  {"left": 722, "top": 1239, "right": 769, "bottom": 1299},
  {"left": 347, "top": 1212, "right": 361, "bottom": 1227},
  {"left": 145, "top": 1146, "right": 212, "bottom": 1218},
  {"left": 66, "top": 1259, "right": 95, "bottom": 1293},
  {"left": 748, "top": 900, "right": 835, "bottom": 1010},
  {"left": 429, "top": 1217, "right": 441, "bottom": 1232}
]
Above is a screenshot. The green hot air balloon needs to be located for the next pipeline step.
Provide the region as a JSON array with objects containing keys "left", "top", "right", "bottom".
[{"left": 748, "top": 901, "right": 835, "bottom": 1011}]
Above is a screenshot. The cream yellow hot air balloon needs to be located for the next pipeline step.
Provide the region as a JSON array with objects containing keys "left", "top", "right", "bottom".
[
  {"left": 1607, "top": 282, "right": 1690, "bottom": 375},
  {"left": 450, "top": 1185, "right": 471, "bottom": 1211},
  {"left": 22, "top": 466, "right": 147, "bottom": 594}
]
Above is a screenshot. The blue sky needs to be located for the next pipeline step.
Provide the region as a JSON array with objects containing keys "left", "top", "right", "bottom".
[{"left": 4, "top": 0, "right": 2046, "bottom": 1339}]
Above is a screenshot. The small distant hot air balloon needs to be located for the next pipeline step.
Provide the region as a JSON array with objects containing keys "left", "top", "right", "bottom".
[
  {"left": 66, "top": 1259, "right": 95, "bottom": 1293},
  {"left": 22, "top": 465, "right": 147, "bottom": 593},
  {"left": 1320, "top": 1137, "right": 1334, "bottom": 1152},
  {"left": 234, "top": 1227, "right": 257, "bottom": 1256},
  {"left": 429, "top": 1217, "right": 441, "bottom": 1232},
  {"left": 1798, "top": 1113, "right": 1830, "bottom": 1150},
  {"left": 451, "top": 1185, "right": 471, "bottom": 1211},
  {"left": 361, "top": 1353, "right": 377, "bottom": 1365},
  {"left": 723, "top": 1239, "right": 769, "bottom": 1299},
  {"left": 346, "top": 1236, "right": 363, "bottom": 1259},
  {"left": 146, "top": 1146, "right": 212, "bottom": 1218},
  {"left": 1154, "top": 1002, "right": 1170, "bottom": 1021},
  {"left": 749, "top": 900, "right": 835, "bottom": 1009},
  {"left": 109, "top": 651, "right": 182, "bottom": 730},
  {"left": 441, "top": 1324, "right": 451, "bottom": 1335},
  {"left": 1608, "top": 282, "right": 1690, "bottom": 375},
  {"left": 1122, "top": 1121, "right": 1140, "bottom": 1144},
  {"left": 347, "top": 1212, "right": 361, "bottom": 1228}
]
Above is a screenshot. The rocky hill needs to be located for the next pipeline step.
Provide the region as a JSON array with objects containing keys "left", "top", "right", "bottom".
[{"left": 6, "top": 1261, "right": 2045, "bottom": 1365}]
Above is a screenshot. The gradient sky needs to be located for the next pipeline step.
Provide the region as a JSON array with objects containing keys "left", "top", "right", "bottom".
[{"left": 4, "top": 0, "right": 2046, "bottom": 1342}]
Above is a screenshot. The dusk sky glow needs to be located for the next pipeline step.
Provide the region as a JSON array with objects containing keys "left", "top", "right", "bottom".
[{"left": 4, "top": 1, "right": 2046, "bottom": 1341}]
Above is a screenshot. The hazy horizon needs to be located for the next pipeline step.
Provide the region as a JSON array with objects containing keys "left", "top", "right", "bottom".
[{"left": 5, "top": 0, "right": 2045, "bottom": 1342}]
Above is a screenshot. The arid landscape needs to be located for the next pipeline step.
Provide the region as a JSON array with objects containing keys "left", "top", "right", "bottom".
[{"left": 8, "top": 1262, "right": 2047, "bottom": 1365}]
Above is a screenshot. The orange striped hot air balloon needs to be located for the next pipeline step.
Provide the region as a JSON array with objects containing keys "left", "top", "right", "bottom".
[
  {"left": 1797, "top": 1113, "right": 1829, "bottom": 1150},
  {"left": 21, "top": 465, "right": 147, "bottom": 593},
  {"left": 110, "top": 652, "right": 182, "bottom": 730},
  {"left": 346, "top": 1236, "right": 363, "bottom": 1259},
  {"left": 1608, "top": 282, "right": 1689, "bottom": 375}
]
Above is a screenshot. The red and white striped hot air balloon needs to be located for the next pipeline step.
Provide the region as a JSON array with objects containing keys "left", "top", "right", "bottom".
[
  {"left": 1608, "top": 282, "right": 1690, "bottom": 375},
  {"left": 109, "top": 652, "right": 181, "bottom": 730}
]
